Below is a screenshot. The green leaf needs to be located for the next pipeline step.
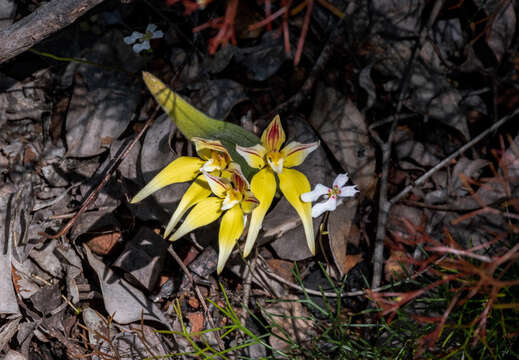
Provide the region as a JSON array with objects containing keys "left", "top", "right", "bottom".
[
  {"left": 143, "top": 72, "right": 260, "bottom": 146},
  {"left": 142, "top": 72, "right": 260, "bottom": 178}
]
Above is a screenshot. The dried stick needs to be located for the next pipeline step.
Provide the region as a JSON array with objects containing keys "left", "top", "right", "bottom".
[
  {"left": 39, "top": 105, "right": 159, "bottom": 240},
  {"left": 257, "top": 255, "right": 447, "bottom": 298},
  {"left": 370, "top": 0, "right": 446, "bottom": 289},
  {"left": 167, "top": 245, "right": 224, "bottom": 352},
  {"left": 391, "top": 107, "right": 519, "bottom": 205},
  {"left": 0, "top": 0, "right": 106, "bottom": 64}
]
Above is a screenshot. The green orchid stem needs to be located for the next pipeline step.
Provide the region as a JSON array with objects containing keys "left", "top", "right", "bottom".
[{"left": 29, "top": 48, "right": 132, "bottom": 75}]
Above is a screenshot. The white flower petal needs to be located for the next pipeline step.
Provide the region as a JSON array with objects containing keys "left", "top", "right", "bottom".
[
  {"left": 333, "top": 173, "right": 350, "bottom": 188},
  {"left": 200, "top": 158, "right": 218, "bottom": 172},
  {"left": 311, "top": 197, "right": 337, "bottom": 218},
  {"left": 300, "top": 184, "right": 330, "bottom": 203},
  {"left": 124, "top": 31, "right": 143, "bottom": 44},
  {"left": 339, "top": 185, "right": 359, "bottom": 198},
  {"left": 152, "top": 30, "right": 164, "bottom": 39},
  {"left": 146, "top": 23, "right": 157, "bottom": 33},
  {"left": 133, "top": 41, "right": 150, "bottom": 53}
]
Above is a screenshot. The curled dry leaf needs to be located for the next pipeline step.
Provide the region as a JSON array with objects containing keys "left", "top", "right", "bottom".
[{"left": 86, "top": 231, "right": 121, "bottom": 256}]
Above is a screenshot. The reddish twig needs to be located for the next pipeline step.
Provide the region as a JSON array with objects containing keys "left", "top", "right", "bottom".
[{"left": 293, "top": 0, "right": 313, "bottom": 66}]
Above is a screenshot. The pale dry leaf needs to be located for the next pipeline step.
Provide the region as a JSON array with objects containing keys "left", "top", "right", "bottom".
[
  {"left": 487, "top": 1, "right": 516, "bottom": 63},
  {"left": 310, "top": 84, "right": 377, "bottom": 198},
  {"left": 83, "top": 245, "right": 171, "bottom": 327},
  {"left": 327, "top": 199, "right": 360, "bottom": 279},
  {"left": 263, "top": 296, "right": 317, "bottom": 352}
]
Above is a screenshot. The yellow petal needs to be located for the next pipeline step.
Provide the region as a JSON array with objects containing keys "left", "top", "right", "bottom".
[
  {"left": 170, "top": 197, "right": 223, "bottom": 241},
  {"left": 130, "top": 157, "right": 204, "bottom": 203},
  {"left": 261, "top": 115, "right": 286, "bottom": 152},
  {"left": 164, "top": 176, "right": 211, "bottom": 238},
  {"left": 281, "top": 141, "right": 320, "bottom": 168},
  {"left": 243, "top": 168, "right": 277, "bottom": 257},
  {"left": 236, "top": 143, "right": 267, "bottom": 169},
  {"left": 222, "top": 189, "right": 242, "bottom": 211},
  {"left": 203, "top": 171, "right": 230, "bottom": 198},
  {"left": 241, "top": 190, "right": 259, "bottom": 214},
  {"left": 227, "top": 162, "right": 250, "bottom": 193},
  {"left": 192, "top": 137, "right": 231, "bottom": 163},
  {"left": 266, "top": 151, "right": 284, "bottom": 174},
  {"left": 278, "top": 168, "right": 315, "bottom": 254},
  {"left": 217, "top": 205, "right": 245, "bottom": 274}
]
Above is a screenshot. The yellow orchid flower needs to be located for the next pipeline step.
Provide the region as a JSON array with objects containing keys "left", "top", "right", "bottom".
[
  {"left": 130, "top": 137, "right": 232, "bottom": 238},
  {"left": 169, "top": 163, "right": 259, "bottom": 274},
  {"left": 236, "top": 115, "right": 319, "bottom": 257}
]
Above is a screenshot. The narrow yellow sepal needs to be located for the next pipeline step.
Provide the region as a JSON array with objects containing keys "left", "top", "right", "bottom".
[
  {"left": 130, "top": 157, "right": 205, "bottom": 203},
  {"left": 243, "top": 167, "right": 277, "bottom": 258},
  {"left": 278, "top": 168, "right": 315, "bottom": 254},
  {"left": 169, "top": 197, "right": 223, "bottom": 241},
  {"left": 236, "top": 143, "right": 267, "bottom": 169},
  {"left": 281, "top": 141, "right": 320, "bottom": 169},
  {"left": 217, "top": 205, "right": 245, "bottom": 274},
  {"left": 261, "top": 115, "right": 285, "bottom": 152},
  {"left": 164, "top": 176, "right": 211, "bottom": 238}
]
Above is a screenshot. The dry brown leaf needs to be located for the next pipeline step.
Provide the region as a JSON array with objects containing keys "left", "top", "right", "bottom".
[
  {"left": 343, "top": 254, "right": 363, "bottom": 275},
  {"left": 326, "top": 199, "right": 360, "bottom": 279},
  {"left": 86, "top": 231, "right": 121, "bottom": 256},
  {"left": 186, "top": 312, "right": 204, "bottom": 340},
  {"left": 266, "top": 259, "right": 295, "bottom": 283},
  {"left": 384, "top": 250, "right": 408, "bottom": 281}
]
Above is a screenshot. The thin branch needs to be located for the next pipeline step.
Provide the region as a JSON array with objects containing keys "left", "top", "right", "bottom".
[
  {"left": 391, "top": 107, "right": 519, "bottom": 205},
  {"left": 257, "top": 255, "right": 446, "bottom": 298},
  {"left": 39, "top": 105, "right": 160, "bottom": 240},
  {"left": 0, "top": 0, "right": 106, "bottom": 64}
]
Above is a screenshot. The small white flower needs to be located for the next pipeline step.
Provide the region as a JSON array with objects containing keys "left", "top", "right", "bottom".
[
  {"left": 124, "top": 24, "right": 164, "bottom": 54},
  {"left": 301, "top": 173, "right": 359, "bottom": 218}
]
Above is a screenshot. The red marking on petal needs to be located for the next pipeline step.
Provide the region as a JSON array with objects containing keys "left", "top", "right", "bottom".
[
  {"left": 267, "top": 123, "right": 280, "bottom": 146},
  {"left": 284, "top": 143, "right": 316, "bottom": 156}
]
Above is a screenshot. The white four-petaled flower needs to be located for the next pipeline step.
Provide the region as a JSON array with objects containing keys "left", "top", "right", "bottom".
[
  {"left": 300, "top": 173, "right": 359, "bottom": 218},
  {"left": 124, "top": 24, "right": 164, "bottom": 54}
]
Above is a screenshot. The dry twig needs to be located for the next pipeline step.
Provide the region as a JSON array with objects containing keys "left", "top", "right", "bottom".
[
  {"left": 0, "top": 0, "right": 106, "bottom": 64},
  {"left": 39, "top": 105, "right": 160, "bottom": 240}
]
